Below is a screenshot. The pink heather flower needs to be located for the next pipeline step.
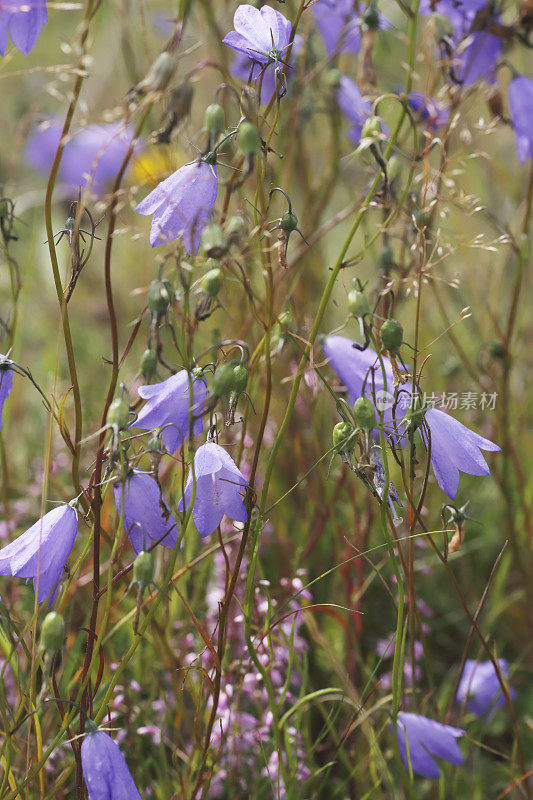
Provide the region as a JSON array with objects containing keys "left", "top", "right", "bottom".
[
  {"left": 395, "top": 712, "right": 465, "bottom": 778},
  {"left": 0, "top": 504, "right": 78, "bottom": 605},
  {"left": 222, "top": 4, "right": 291, "bottom": 64},
  {"left": 135, "top": 369, "right": 207, "bottom": 454},
  {"left": 0, "top": 0, "right": 47, "bottom": 56},
  {"left": 508, "top": 75, "right": 533, "bottom": 163},
  {"left": 135, "top": 161, "right": 218, "bottom": 253},
  {"left": 457, "top": 658, "right": 515, "bottom": 717},
  {"left": 81, "top": 728, "right": 143, "bottom": 800},
  {"left": 114, "top": 470, "right": 178, "bottom": 554},
  {"left": 178, "top": 442, "right": 248, "bottom": 538}
]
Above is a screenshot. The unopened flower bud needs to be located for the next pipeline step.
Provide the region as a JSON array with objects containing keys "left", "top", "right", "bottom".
[
  {"left": 387, "top": 155, "right": 401, "bottom": 182},
  {"left": 107, "top": 394, "right": 130, "bottom": 431},
  {"left": 201, "top": 223, "right": 228, "bottom": 259},
  {"left": 147, "top": 278, "right": 173, "bottom": 315},
  {"left": 279, "top": 210, "right": 299, "bottom": 232},
  {"left": 361, "top": 117, "right": 382, "bottom": 139},
  {"left": 361, "top": 5, "right": 380, "bottom": 30},
  {"left": 147, "top": 432, "right": 163, "bottom": 453},
  {"left": 140, "top": 348, "right": 157, "bottom": 379},
  {"left": 144, "top": 51, "right": 177, "bottom": 93},
  {"left": 348, "top": 288, "right": 371, "bottom": 318},
  {"left": 200, "top": 267, "right": 223, "bottom": 297},
  {"left": 205, "top": 103, "right": 225, "bottom": 137},
  {"left": 210, "top": 360, "right": 248, "bottom": 399},
  {"left": 237, "top": 121, "right": 261, "bottom": 156},
  {"left": 133, "top": 550, "right": 154, "bottom": 586},
  {"left": 353, "top": 397, "right": 377, "bottom": 431},
  {"left": 380, "top": 318, "right": 403, "bottom": 354},
  {"left": 333, "top": 421, "right": 355, "bottom": 453},
  {"left": 40, "top": 612, "right": 65, "bottom": 651},
  {"left": 378, "top": 245, "right": 394, "bottom": 271},
  {"left": 226, "top": 214, "right": 246, "bottom": 244}
]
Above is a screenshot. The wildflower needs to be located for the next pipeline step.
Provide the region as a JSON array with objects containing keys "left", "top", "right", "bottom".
[
  {"left": 395, "top": 711, "right": 465, "bottom": 778},
  {"left": 135, "top": 369, "right": 207, "bottom": 453},
  {"left": 81, "top": 728, "right": 143, "bottom": 800},
  {"left": 222, "top": 4, "right": 291, "bottom": 64},
  {"left": 0, "top": 359, "right": 13, "bottom": 431},
  {"left": 457, "top": 658, "right": 514, "bottom": 716},
  {"left": 135, "top": 161, "right": 218, "bottom": 253},
  {"left": 406, "top": 91, "right": 449, "bottom": 129},
  {"left": 508, "top": 75, "right": 533, "bottom": 163},
  {"left": 323, "top": 336, "right": 500, "bottom": 499},
  {"left": 0, "top": 0, "right": 47, "bottom": 57},
  {"left": 336, "top": 77, "right": 373, "bottom": 145},
  {"left": 231, "top": 35, "right": 300, "bottom": 104},
  {"left": 178, "top": 442, "right": 248, "bottom": 538},
  {"left": 114, "top": 470, "right": 178, "bottom": 554},
  {"left": 313, "top": 0, "right": 361, "bottom": 54},
  {"left": 26, "top": 119, "right": 141, "bottom": 195},
  {"left": 0, "top": 504, "right": 78, "bottom": 605}
]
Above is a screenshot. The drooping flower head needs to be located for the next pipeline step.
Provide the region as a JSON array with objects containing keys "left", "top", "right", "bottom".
[
  {"left": 457, "top": 658, "right": 515, "bottom": 716},
  {"left": 135, "top": 369, "right": 207, "bottom": 453},
  {"left": 81, "top": 727, "right": 143, "bottom": 800},
  {"left": 336, "top": 77, "right": 386, "bottom": 145},
  {"left": 114, "top": 470, "right": 179, "bottom": 554},
  {"left": 135, "top": 160, "right": 218, "bottom": 253},
  {"left": 323, "top": 335, "right": 500, "bottom": 499},
  {"left": 508, "top": 75, "right": 533, "bottom": 163},
  {"left": 0, "top": 0, "right": 47, "bottom": 57},
  {"left": 395, "top": 712, "right": 465, "bottom": 778},
  {"left": 0, "top": 357, "right": 14, "bottom": 431},
  {"left": 223, "top": 4, "right": 291, "bottom": 64},
  {"left": 0, "top": 503, "right": 78, "bottom": 605},
  {"left": 178, "top": 442, "right": 248, "bottom": 538}
]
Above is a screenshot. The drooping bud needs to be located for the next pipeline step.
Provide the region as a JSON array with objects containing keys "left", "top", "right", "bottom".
[
  {"left": 348, "top": 288, "right": 371, "bottom": 318},
  {"left": 107, "top": 392, "right": 130, "bottom": 431},
  {"left": 387, "top": 155, "right": 401, "bottom": 183},
  {"left": 40, "top": 612, "right": 65, "bottom": 651},
  {"left": 237, "top": 121, "right": 262, "bottom": 156},
  {"left": 380, "top": 318, "right": 403, "bottom": 354},
  {"left": 147, "top": 278, "right": 173, "bottom": 315},
  {"left": 353, "top": 397, "right": 377, "bottom": 431},
  {"left": 378, "top": 246, "right": 394, "bottom": 271},
  {"left": 361, "top": 117, "right": 383, "bottom": 140},
  {"left": 133, "top": 550, "right": 154, "bottom": 587},
  {"left": 210, "top": 360, "right": 249, "bottom": 423},
  {"left": 140, "top": 348, "right": 158, "bottom": 380},
  {"left": 279, "top": 210, "right": 299, "bottom": 232},
  {"left": 200, "top": 267, "right": 223, "bottom": 297},
  {"left": 142, "top": 51, "right": 178, "bottom": 94},
  {"left": 201, "top": 223, "right": 228, "bottom": 259},
  {"left": 333, "top": 421, "right": 355, "bottom": 453},
  {"left": 204, "top": 103, "right": 225, "bottom": 138},
  {"left": 226, "top": 215, "right": 246, "bottom": 245},
  {"left": 361, "top": 5, "right": 380, "bottom": 30}
]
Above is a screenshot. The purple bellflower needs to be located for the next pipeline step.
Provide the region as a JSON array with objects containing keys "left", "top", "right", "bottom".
[
  {"left": 336, "top": 76, "right": 373, "bottom": 145},
  {"left": 178, "top": 442, "right": 248, "bottom": 538},
  {"left": 223, "top": 4, "right": 291, "bottom": 64},
  {"left": 406, "top": 91, "right": 449, "bottom": 129},
  {"left": 323, "top": 336, "right": 500, "bottom": 499},
  {"left": 0, "top": 358, "right": 14, "bottom": 431},
  {"left": 26, "top": 119, "right": 141, "bottom": 195},
  {"left": 81, "top": 728, "right": 143, "bottom": 800},
  {"left": 135, "top": 160, "right": 218, "bottom": 253},
  {"left": 395, "top": 712, "right": 465, "bottom": 778},
  {"left": 508, "top": 75, "right": 533, "bottom": 163},
  {"left": 0, "top": 0, "right": 47, "bottom": 57},
  {"left": 313, "top": 0, "right": 361, "bottom": 55},
  {"left": 135, "top": 369, "right": 207, "bottom": 453},
  {"left": 231, "top": 35, "right": 301, "bottom": 104},
  {"left": 0, "top": 503, "right": 78, "bottom": 605},
  {"left": 114, "top": 470, "right": 178, "bottom": 554},
  {"left": 457, "top": 658, "right": 514, "bottom": 716}
]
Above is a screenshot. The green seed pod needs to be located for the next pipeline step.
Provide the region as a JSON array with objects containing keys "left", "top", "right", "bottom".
[
  {"left": 107, "top": 395, "right": 130, "bottom": 431},
  {"left": 225, "top": 215, "right": 245, "bottom": 244},
  {"left": 353, "top": 397, "right": 377, "bottom": 431},
  {"left": 200, "top": 267, "right": 223, "bottom": 297},
  {"left": 40, "top": 612, "right": 65, "bottom": 651},
  {"left": 279, "top": 210, "right": 299, "bottom": 232},
  {"left": 147, "top": 278, "right": 173, "bottom": 315},
  {"left": 201, "top": 223, "right": 228, "bottom": 259},
  {"left": 210, "top": 360, "right": 248, "bottom": 399},
  {"left": 140, "top": 348, "right": 157, "bottom": 379},
  {"left": 133, "top": 550, "right": 154, "bottom": 586},
  {"left": 387, "top": 155, "right": 402, "bottom": 183},
  {"left": 237, "top": 121, "right": 261, "bottom": 156},
  {"left": 361, "top": 117, "right": 382, "bottom": 139},
  {"left": 204, "top": 103, "right": 225, "bottom": 137},
  {"left": 378, "top": 246, "right": 394, "bottom": 271},
  {"left": 348, "top": 288, "right": 371, "bottom": 319},
  {"left": 380, "top": 318, "right": 403, "bottom": 354},
  {"left": 333, "top": 421, "right": 355, "bottom": 453},
  {"left": 362, "top": 5, "right": 380, "bottom": 29}
]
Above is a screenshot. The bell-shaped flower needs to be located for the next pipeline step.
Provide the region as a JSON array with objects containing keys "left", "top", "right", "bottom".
[
  {"left": 0, "top": 503, "right": 78, "bottom": 605},
  {"left": 406, "top": 91, "right": 449, "bottom": 129},
  {"left": 395, "top": 712, "right": 465, "bottom": 778},
  {"left": 0, "top": 0, "right": 47, "bottom": 57},
  {"left": 231, "top": 35, "right": 300, "bottom": 104},
  {"left": 114, "top": 470, "right": 178, "bottom": 554},
  {"left": 457, "top": 658, "right": 514, "bottom": 716},
  {"left": 135, "top": 369, "right": 207, "bottom": 453},
  {"left": 336, "top": 77, "right": 373, "bottom": 146},
  {"left": 313, "top": 0, "right": 361, "bottom": 55},
  {"left": 0, "top": 358, "right": 14, "bottom": 431},
  {"left": 508, "top": 75, "right": 533, "bottom": 164},
  {"left": 135, "top": 160, "right": 218, "bottom": 253},
  {"left": 323, "top": 336, "right": 500, "bottom": 499},
  {"left": 178, "top": 442, "right": 248, "bottom": 538},
  {"left": 222, "top": 4, "right": 291, "bottom": 64},
  {"left": 81, "top": 728, "right": 143, "bottom": 800}
]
